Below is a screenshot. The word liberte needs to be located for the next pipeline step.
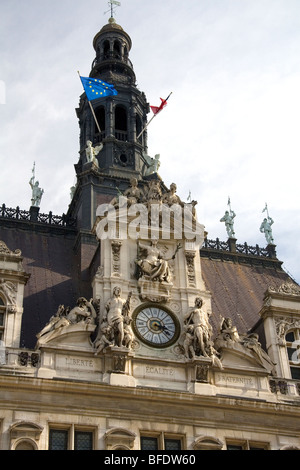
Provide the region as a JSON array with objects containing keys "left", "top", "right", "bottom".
[{"left": 95, "top": 196, "right": 203, "bottom": 242}]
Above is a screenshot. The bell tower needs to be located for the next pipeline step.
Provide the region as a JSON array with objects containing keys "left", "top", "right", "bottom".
[{"left": 69, "top": 16, "right": 151, "bottom": 232}]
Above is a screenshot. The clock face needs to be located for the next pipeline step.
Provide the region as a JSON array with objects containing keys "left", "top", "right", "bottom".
[{"left": 133, "top": 306, "right": 179, "bottom": 348}]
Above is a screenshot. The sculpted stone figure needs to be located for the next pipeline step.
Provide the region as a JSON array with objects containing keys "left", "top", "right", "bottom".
[
  {"left": 183, "top": 298, "right": 212, "bottom": 358},
  {"left": 36, "top": 305, "right": 70, "bottom": 343},
  {"left": 123, "top": 177, "right": 144, "bottom": 205},
  {"left": 136, "top": 240, "right": 175, "bottom": 284},
  {"left": 143, "top": 152, "right": 160, "bottom": 176},
  {"left": 0, "top": 279, "right": 17, "bottom": 307},
  {"left": 241, "top": 333, "right": 275, "bottom": 370},
  {"left": 163, "top": 183, "right": 183, "bottom": 207},
  {"left": 67, "top": 297, "right": 97, "bottom": 324},
  {"left": 214, "top": 315, "right": 275, "bottom": 372},
  {"left": 219, "top": 317, "right": 240, "bottom": 343},
  {"left": 146, "top": 179, "right": 163, "bottom": 206},
  {"left": 95, "top": 288, "right": 132, "bottom": 351},
  {"left": 85, "top": 140, "right": 103, "bottom": 166}
]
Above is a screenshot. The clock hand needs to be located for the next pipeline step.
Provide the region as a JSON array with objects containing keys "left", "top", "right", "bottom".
[{"left": 161, "top": 325, "right": 171, "bottom": 336}]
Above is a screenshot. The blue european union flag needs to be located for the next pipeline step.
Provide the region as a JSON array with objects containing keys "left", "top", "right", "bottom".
[{"left": 80, "top": 76, "right": 118, "bottom": 101}]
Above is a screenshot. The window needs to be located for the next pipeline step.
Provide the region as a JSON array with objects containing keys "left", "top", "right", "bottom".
[
  {"left": 226, "top": 440, "right": 269, "bottom": 450},
  {"left": 141, "top": 436, "right": 158, "bottom": 450},
  {"left": 95, "top": 106, "right": 105, "bottom": 137},
  {"left": 140, "top": 433, "right": 182, "bottom": 451},
  {"left": 103, "top": 40, "right": 110, "bottom": 59},
  {"left": 115, "top": 106, "right": 128, "bottom": 141},
  {"left": 74, "top": 431, "right": 93, "bottom": 451},
  {"left": 49, "top": 427, "right": 94, "bottom": 450},
  {"left": 286, "top": 330, "right": 300, "bottom": 379},
  {"left": 113, "top": 40, "right": 121, "bottom": 59},
  {"left": 49, "top": 429, "right": 68, "bottom": 450}
]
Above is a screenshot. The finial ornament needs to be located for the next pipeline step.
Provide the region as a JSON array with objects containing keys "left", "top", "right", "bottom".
[
  {"left": 220, "top": 197, "right": 236, "bottom": 238},
  {"left": 260, "top": 203, "right": 275, "bottom": 245},
  {"left": 105, "top": 0, "right": 121, "bottom": 20}
]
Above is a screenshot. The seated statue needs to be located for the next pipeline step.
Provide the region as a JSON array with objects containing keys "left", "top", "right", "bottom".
[
  {"left": 136, "top": 239, "right": 174, "bottom": 284},
  {"left": 67, "top": 297, "right": 97, "bottom": 324}
]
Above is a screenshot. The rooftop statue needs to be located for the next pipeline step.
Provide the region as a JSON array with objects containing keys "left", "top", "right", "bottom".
[
  {"left": 163, "top": 183, "right": 184, "bottom": 207},
  {"left": 29, "top": 162, "right": 44, "bottom": 207},
  {"left": 123, "top": 177, "right": 144, "bottom": 205},
  {"left": 260, "top": 204, "right": 274, "bottom": 244},
  {"left": 220, "top": 198, "right": 236, "bottom": 238}
]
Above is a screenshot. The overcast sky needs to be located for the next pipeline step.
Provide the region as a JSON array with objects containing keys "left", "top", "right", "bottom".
[{"left": 1, "top": 0, "right": 299, "bottom": 283}]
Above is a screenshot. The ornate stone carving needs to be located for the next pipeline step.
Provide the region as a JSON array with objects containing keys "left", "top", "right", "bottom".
[
  {"left": 111, "top": 240, "right": 122, "bottom": 276},
  {"left": 0, "top": 280, "right": 17, "bottom": 312},
  {"left": 275, "top": 317, "right": 300, "bottom": 346},
  {"left": 112, "top": 354, "right": 126, "bottom": 373},
  {"left": 269, "top": 282, "right": 300, "bottom": 296},
  {"left": 0, "top": 241, "right": 21, "bottom": 257},
  {"left": 36, "top": 298, "right": 97, "bottom": 346},
  {"left": 195, "top": 364, "right": 209, "bottom": 382},
  {"left": 214, "top": 316, "right": 275, "bottom": 372},
  {"left": 185, "top": 251, "right": 196, "bottom": 287}
]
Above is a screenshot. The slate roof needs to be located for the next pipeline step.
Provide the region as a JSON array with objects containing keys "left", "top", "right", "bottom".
[{"left": 0, "top": 220, "right": 79, "bottom": 348}]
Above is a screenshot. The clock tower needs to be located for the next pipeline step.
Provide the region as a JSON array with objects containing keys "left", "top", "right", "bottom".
[{"left": 68, "top": 17, "right": 151, "bottom": 232}]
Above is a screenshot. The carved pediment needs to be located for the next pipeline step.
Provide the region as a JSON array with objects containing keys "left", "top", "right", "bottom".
[
  {"left": 0, "top": 240, "right": 21, "bottom": 257},
  {"left": 268, "top": 282, "right": 300, "bottom": 296},
  {"left": 36, "top": 322, "right": 96, "bottom": 351},
  {"left": 218, "top": 342, "right": 274, "bottom": 374}
]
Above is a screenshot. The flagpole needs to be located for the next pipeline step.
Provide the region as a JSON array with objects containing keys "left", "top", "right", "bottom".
[
  {"left": 137, "top": 92, "right": 173, "bottom": 140},
  {"left": 77, "top": 71, "right": 102, "bottom": 134},
  {"left": 137, "top": 114, "right": 156, "bottom": 140},
  {"left": 88, "top": 101, "right": 102, "bottom": 134}
]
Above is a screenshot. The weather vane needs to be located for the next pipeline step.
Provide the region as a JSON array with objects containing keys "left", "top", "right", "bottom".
[{"left": 105, "top": 0, "right": 121, "bottom": 19}]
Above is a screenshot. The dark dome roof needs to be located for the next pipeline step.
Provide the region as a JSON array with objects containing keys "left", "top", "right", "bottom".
[{"left": 93, "top": 18, "right": 132, "bottom": 50}]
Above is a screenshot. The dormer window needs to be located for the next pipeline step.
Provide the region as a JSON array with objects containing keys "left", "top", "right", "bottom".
[{"left": 285, "top": 330, "right": 300, "bottom": 379}]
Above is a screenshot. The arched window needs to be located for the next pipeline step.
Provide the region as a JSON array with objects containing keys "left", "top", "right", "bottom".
[
  {"left": 113, "top": 40, "right": 121, "bottom": 59},
  {"left": 286, "top": 329, "right": 300, "bottom": 379},
  {"left": 103, "top": 40, "right": 110, "bottom": 59},
  {"left": 115, "top": 106, "right": 128, "bottom": 141}
]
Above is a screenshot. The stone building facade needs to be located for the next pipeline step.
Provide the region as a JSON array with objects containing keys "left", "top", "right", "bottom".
[{"left": 0, "top": 17, "right": 299, "bottom": 451}]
